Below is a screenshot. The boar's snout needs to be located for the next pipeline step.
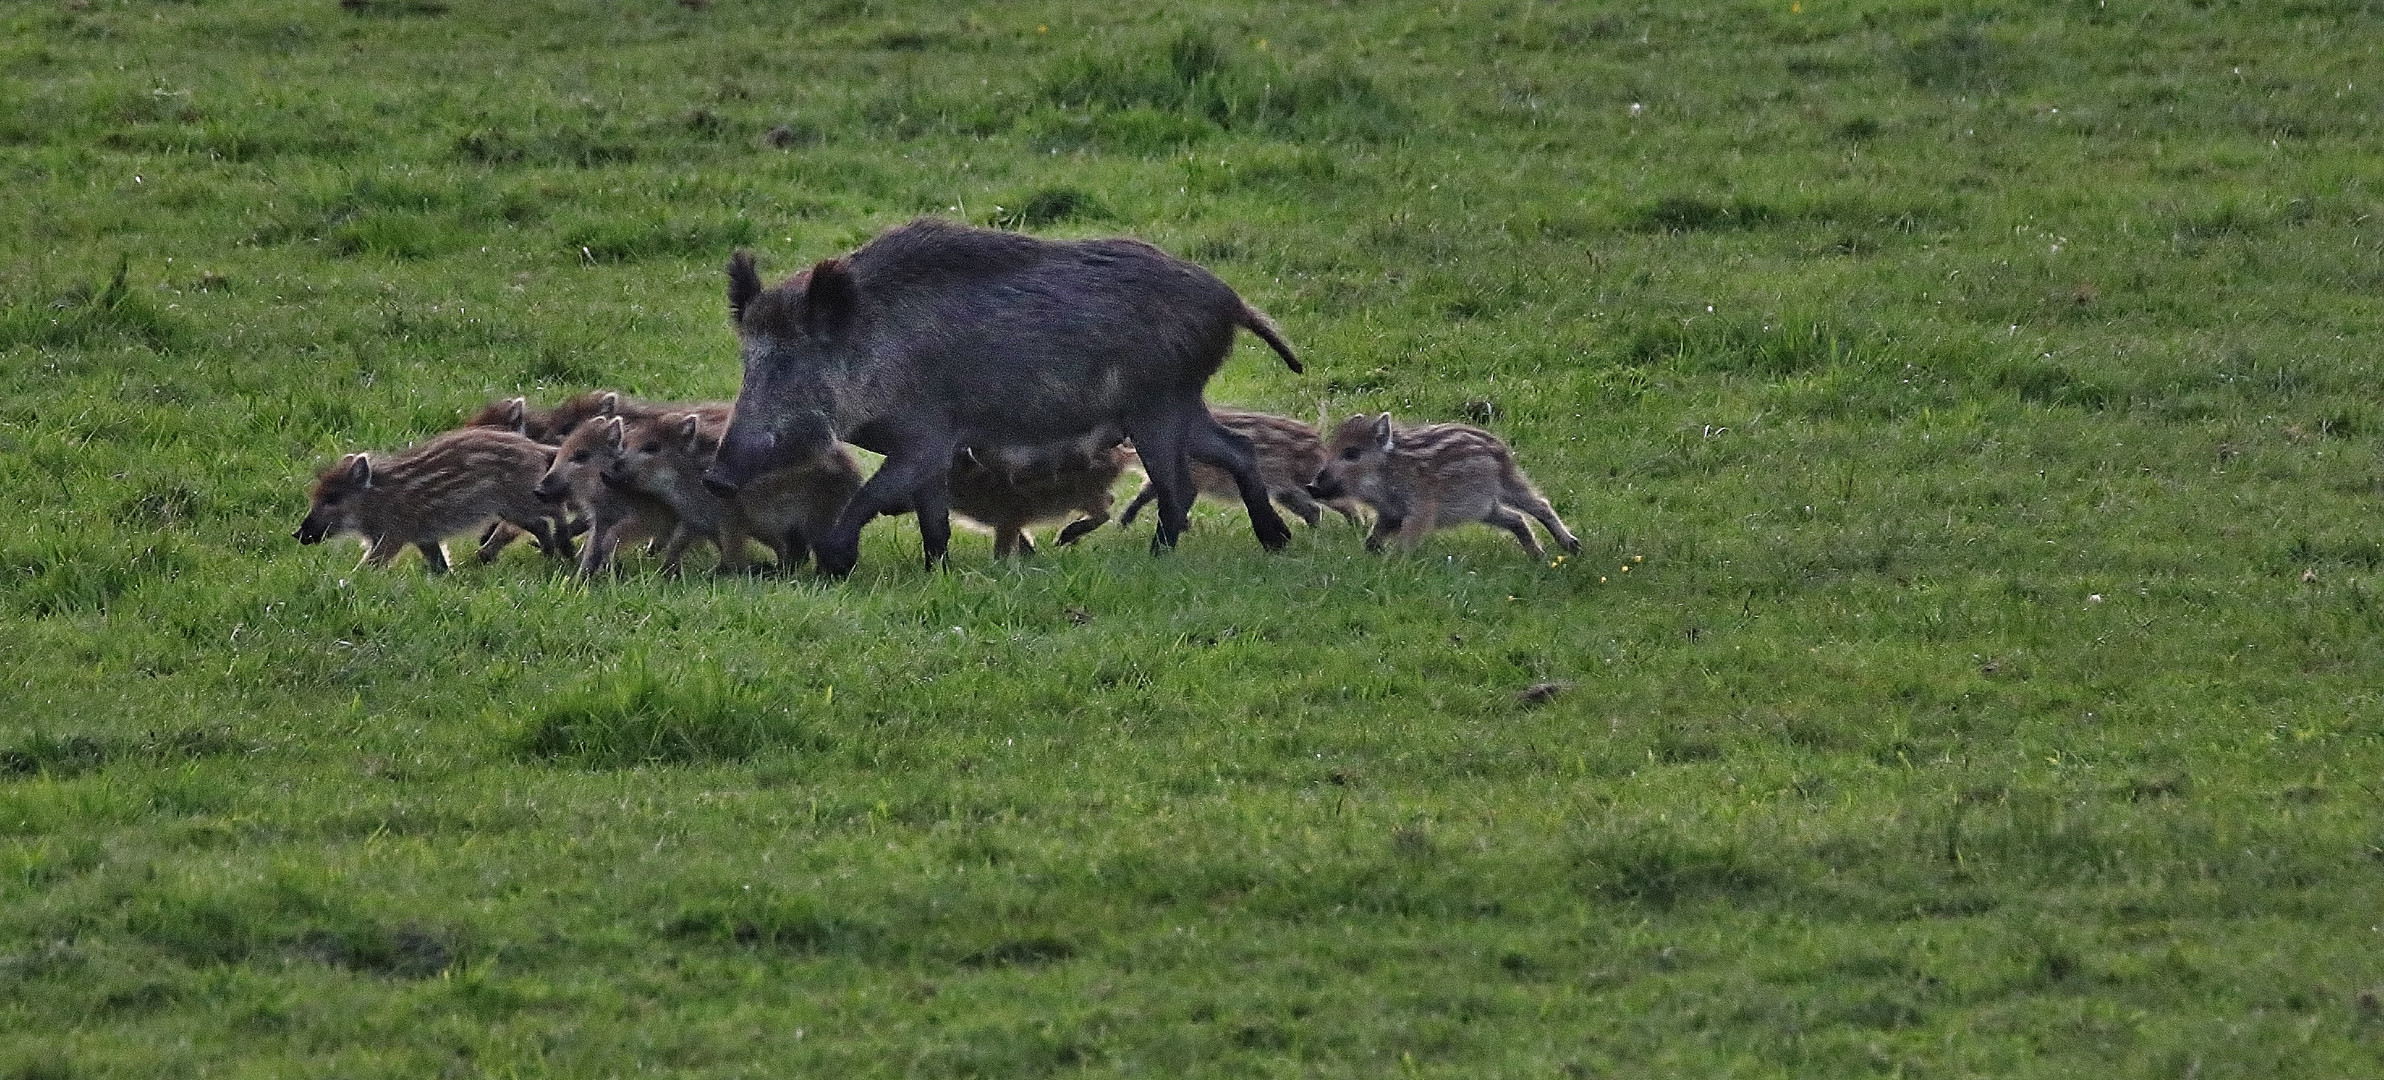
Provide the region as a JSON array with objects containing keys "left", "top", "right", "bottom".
[
  {"left": 293, "top": 518, "right": 326, "bottom": 545},
  {"left": 532, "top": 475, "right": 568, "bottom": 502},
  {"left": 703, "top": 428, "right": 777, "bottom": 495},
  {"left": 1306, "top": 471, "right": 1345, "bottom": 501}
]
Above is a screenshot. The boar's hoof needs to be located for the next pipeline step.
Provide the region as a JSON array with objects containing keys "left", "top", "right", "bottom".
[
  {"left": 813, "top": 541, "right": 860, "bottom": 578},
  {"left": 1252, "top": 513, "right": 1294, "bottom": 552}
]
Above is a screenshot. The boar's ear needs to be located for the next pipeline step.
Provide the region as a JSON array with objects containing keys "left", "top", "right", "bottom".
[
  {"left": 599, "top": 416, "right": 625, "bottom": 449},
  {"left": 502, "top": 397, "right": 527, "bottom": 433},
  {"left": 803, "top": 256, "right": 859, "bottom": 332},
  {"left": 1371, "top": 413, "right": 1395, "bottom": 452},
  {"left": 727, "top": 250, "right": 761, "bottom": 324},
  {"left": 343, "top": 453, "right": 372, "bottom": 486},
  {"left": 674, "top": 413, "right": 700, "bottom": 445},
  {"left": 596, "top": 391, "right": 620, "bottom": 418}
]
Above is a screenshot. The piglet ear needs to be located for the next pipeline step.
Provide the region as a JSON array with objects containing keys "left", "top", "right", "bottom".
[
  {"left": 675, "top": 413, "right": 700, "bottom": 445},
  {"left": 599, "top": 416, "right": 625, "bottom": 449},
  {"left": 344, "top": 453, "right": 372, "bottom": 486},
  {"left": 596, "top": 391, "right": 620, "bottom": 418},
  {"left": 727, "top": 250, "right": 761, "bottom": 324},
  {"left": 1371, "top": 413, "right": 1395, "bottom": 452},
  {"left": 502, "top": 397, "right": 527, "bottom": 433},
  {"left": 803, "top": 256, "right": 858, "bottom": 332}
]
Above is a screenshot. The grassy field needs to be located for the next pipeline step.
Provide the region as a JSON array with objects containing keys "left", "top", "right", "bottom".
[{"left": 5, "top": 0, "right": 2384, "bottom": 1075}]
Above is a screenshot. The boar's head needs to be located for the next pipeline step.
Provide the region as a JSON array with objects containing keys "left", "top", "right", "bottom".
[
  {"left": 705, "top": 250, "right": 851, "bottom": 495},
  {"left": 1307, "top": 413, "right": 1397, "bottom": 502},
  {"left": 295, "top": 453, "right": 372, "bottom": 544}
]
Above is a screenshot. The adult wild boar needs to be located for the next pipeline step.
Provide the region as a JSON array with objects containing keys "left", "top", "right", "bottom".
[{"left": 702, "top": 218, "right": 1302, "bottom": 577}]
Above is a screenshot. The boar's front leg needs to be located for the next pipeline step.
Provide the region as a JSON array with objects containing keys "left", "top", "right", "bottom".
[
  {"left": 1189, "top": 415, "right": 1292, "bottom": 552},
  {"left": 414, "top": 541, "right": 452, "bottom": 574},
  {"left": 361, "top": 536, "right": 406, "bottom": 568},
  {"left": 577, "top": 515, "right": 628, "bottom": 578},
  {"left": 814, "top": 437, "right": 960, "bottom": 576},
  {"left": 1393, "top": 499, "right": 1440, "bottom": 552},
  {"left": 535, "top": 516, "right": 576, "bottom": 561}
]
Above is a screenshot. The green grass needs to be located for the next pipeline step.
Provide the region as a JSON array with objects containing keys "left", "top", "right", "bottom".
[{"left": 5, "top": 0, "right": 2384, "bottom": 1075}]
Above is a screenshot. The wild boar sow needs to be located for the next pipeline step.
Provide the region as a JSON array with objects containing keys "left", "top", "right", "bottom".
[{"left": 704, "top": 217, "right": 1303, "bottom": 577}]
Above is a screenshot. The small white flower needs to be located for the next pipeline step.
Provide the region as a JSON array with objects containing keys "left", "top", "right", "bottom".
[
  {"left": 2087, "top": 594, "right": 2104, "bottom": 603},
  {"left": 1628, "top": 102, "right": 1644, "bottom": 116}
]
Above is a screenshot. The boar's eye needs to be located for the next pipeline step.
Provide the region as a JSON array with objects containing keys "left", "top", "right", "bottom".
[
  {"left": 1340, "top": 447, "right": 1364, "bottom": 461},
  {"left": 570, "top": 451, "right": 590, "bottom": 463},
  {"left": 639, "top": 441, "right": 661, "bottom": 454}
]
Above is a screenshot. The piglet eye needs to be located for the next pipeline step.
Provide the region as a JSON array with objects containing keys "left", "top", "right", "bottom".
[
  {"left": 571, "top": 451, "right": 590, "bottom": 463},
  {"left": 1340, "top": 447, "right": 1363, "bottom": 461},
  {"left": 640, "top": 442, "right": 661, "bottom": 453}
]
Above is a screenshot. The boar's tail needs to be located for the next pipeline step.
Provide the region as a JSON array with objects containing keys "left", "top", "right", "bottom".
[{"left": 1238, "top": 301, "right": 1303, "bottom": 375}]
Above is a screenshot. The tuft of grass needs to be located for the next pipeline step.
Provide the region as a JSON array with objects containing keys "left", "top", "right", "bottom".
[
  {"left": 1038, "top": 27, "right": 1400, "bottom": 140},
  {"left": 561, "top": 212, "right": 759, "bottom": 263},
  {"left": 1630, "top": 195, "right": 1779, "bottom": 233},
  {"left": 0, "top": 531, "right": 193, "bottom": 617},
  {"left": 986, "top": 186, "right": 1107, "bottom": 230},
  {"left": 1572, "top": 827, "right": 1778, "bottom": 909},
  {"left": 0, "top": 258, "right": 187, "bottom": 353},
  {"left": 510, "top": 662, "right": 805, "bottom": 768},
  {"left": 0, "top": 725, "right": 240, "bottom": 780}
]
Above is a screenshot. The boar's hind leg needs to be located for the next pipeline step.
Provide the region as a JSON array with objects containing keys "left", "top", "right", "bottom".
[
  {"left": 1189, "top": 418, "right": 1292, "bottom": 551},
  {"left": 1125, "top": 420, "right": 1195, "bottom": 553},
  {"left": 1485, "top": 506, "right": 1547, "bottom": 561},
  {"left": 816, "top": 439, "right": 960, "bottom": 576},
  {"left": 414, "top": 541, "right": 452, "bottom": 574},
  {"left": 1510, "top": 495, "right": 1581, "bottom": 555}
]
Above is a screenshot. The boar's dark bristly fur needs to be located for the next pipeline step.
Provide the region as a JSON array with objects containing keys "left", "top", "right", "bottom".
[{"left": 706, "top": 217, "right": 1303, "bottom": 577}]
